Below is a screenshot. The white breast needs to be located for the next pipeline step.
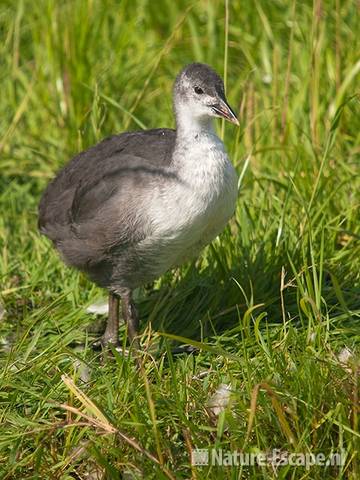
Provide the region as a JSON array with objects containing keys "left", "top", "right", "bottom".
[{"left": 139, "top": 131, "right": 238, "bottom": 275}]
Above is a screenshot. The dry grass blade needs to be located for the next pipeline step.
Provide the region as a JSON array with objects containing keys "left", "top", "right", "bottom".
[
  {"left": 280, "top": 0, "right": 296, "bottom": 143},
  {"left": 59, "top": 403, "right": 117, "bottom": 434},
  {"left": 61, "top": 375, "right": 176, "bottom": 480},
  {"left": 61, "top": 374, "right": 111, "bottom": 427},
  {"left": 245, "top": 382, "right": 297, "bottom": 446}
]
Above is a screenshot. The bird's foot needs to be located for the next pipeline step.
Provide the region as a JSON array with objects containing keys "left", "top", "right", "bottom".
[
  {"left": 92, "top": 334, "right": 140, "bottom": 356},
  {"left": 92, "top": 334, "right": 121, "bottom": 351},
  {"left": 170, "top": 345, "right": 199, "bottom": 355}
]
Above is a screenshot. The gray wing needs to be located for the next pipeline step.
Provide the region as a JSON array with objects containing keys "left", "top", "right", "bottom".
[{"left": 38, "top": 128, "right": 176, "bottom": 271}]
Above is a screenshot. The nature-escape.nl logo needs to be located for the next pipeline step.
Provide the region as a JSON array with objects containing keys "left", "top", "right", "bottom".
[{"left": 191, "top": 448, "right": 345, "bottom": 468}]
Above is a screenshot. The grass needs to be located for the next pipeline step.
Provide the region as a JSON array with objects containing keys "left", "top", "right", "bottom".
[{"left": 0, "top": 0, "right": 359, "bottom": 478}]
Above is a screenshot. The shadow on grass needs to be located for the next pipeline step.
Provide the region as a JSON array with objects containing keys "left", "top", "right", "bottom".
[
  {"left": 141, "top": 238, "right": 294, "bottom": 340},
  {"left": 140, "top": 232, "right": 360, "bottom": 342}
]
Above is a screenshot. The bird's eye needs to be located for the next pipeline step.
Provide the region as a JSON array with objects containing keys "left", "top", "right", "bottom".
[{"left": 194, "top": 86, "right": 204, "bottom": 94}]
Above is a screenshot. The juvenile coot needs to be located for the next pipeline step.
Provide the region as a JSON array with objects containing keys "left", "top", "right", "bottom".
[{"left": 38, "top": 63, "right": 239, "bottom": 348}]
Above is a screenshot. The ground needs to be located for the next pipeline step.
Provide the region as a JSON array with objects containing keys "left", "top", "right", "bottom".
[{"left": 0, "top": 0, "right": 359, "bottom": 478}]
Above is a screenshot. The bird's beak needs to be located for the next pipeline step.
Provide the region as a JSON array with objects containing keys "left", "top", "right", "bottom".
[{"left": 211, "top": 98, "right": 239, "bottom": 126}]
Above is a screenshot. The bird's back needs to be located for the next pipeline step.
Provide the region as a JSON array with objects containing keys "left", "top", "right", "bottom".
[{"left": 39, "top": 128, "right": 176, "bottom": 242}]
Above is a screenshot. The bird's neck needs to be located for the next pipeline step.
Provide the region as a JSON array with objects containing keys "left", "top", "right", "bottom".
[
  {"left": 174, "top": 104, "right": 215, "bottom": 141},
  {"left": 172, "top": 104, "right": 227, "bottom": 174}
]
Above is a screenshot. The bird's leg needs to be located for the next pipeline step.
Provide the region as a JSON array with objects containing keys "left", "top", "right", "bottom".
[
  {"left": 121, "top": 289, "right": 139, "bottom": 347},
  {"left": 101, "top": 292, "right": 120, "bottom": 346}
]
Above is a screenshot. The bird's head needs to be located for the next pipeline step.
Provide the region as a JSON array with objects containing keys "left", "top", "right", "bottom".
[{"left": 173, "top": 63, "right": 239, "bottom": 129}]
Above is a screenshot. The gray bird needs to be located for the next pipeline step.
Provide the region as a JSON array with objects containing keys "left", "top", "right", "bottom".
[{"left": 38, "top": 63, "right": 239, "bottom": 348}]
